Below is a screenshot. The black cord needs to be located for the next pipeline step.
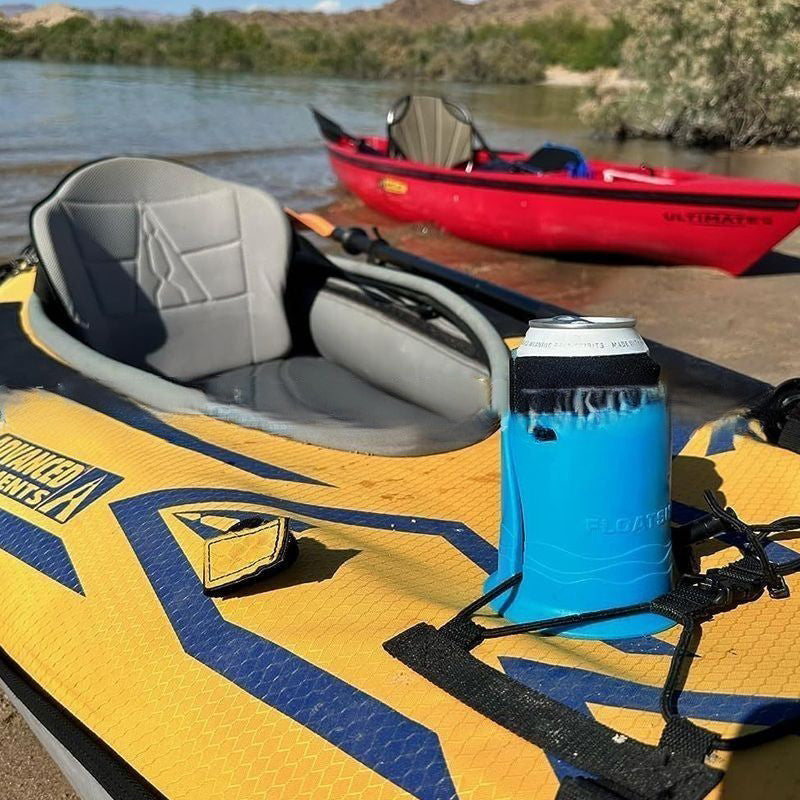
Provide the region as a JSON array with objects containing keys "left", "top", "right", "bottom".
[
  {"left": 447, "top": 496, "right": 800, "bottom": 756},
  {"left": 660, "top": 499, "right": 800, "bottom": 749},
  {"left": 660, "top": 619, "right": 700, "bottom": 722},
  {"left": 480, "top": 602, "right": 650, "bottom": 639},
  {"left": 704, "top": 491, "right": 788, "bottom": 598}
]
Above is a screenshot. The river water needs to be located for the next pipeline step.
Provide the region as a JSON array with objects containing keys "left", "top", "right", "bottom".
[{"left": 2, "top": 59, "right": 800, "bottom": 256}]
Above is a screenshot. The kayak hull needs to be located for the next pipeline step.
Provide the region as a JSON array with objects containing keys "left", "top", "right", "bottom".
[
  {"left": 0, "top": 263, "right": 798, "bottom": 800},
  {"left": 326, "top": 141, "right": 800, "bottom": 274}
]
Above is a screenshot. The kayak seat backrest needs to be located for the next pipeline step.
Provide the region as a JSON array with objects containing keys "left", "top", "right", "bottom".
[
  {"left": 30, "top": 157, "right": 504, "bottom": 456},
  {"left": 387, "top": 95, "right": 474, "bottom": 168},
  {"left": 31, "top": 156, "right": 292, "bottom": 382},
  {"left": 524, "top": 144, "right": 591, "bottom": 178}
]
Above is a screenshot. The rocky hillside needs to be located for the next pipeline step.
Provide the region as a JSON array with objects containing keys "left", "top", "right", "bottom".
[
  {"left": 0, "top": 0, "right": 617, "bottom": 29},
  {"left": 1, "top": 2, "right": 83, "bottom": 28},
  {"left": 221, "top": 0, "right": 617, "bottom": 30},
  {"left": 471, "top": 0, "right": 616, "bottom": 25}
]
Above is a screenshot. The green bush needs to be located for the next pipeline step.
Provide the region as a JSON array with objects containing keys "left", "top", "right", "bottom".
[
  {"left": 521, "top": 12, "right": 629, "bottom": 71},
  {"left": 582, "top": 0, "right": 800, "bottom": 147}
]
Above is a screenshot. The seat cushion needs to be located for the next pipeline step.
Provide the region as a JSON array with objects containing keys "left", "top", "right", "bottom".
[
  {"left": 31, "top": 157, "right": 293, "bottom": 381},
  {"left": 196, "top": 356, "right": 496, "bottom": 456},
  {"left": 198, "top": 356, "right": 457, "bottom": 429}
]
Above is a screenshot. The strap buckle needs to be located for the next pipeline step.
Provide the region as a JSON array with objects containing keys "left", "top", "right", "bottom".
[
  {"left": 4, "top": 246, "right": 39, "bottom": 278},
  {"left": 692, "top": 568, "right": 764, "bottom": 613}
]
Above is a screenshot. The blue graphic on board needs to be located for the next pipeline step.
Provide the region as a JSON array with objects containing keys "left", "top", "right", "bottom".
[
  {"left": 705, "top": 415, "right": 754, "bottom": 456},
  {"left": 0, "top": 507, "right": 83, "bottom": 593},
  {"left": 111, "top": 487, "right": 460, "bottom": 800}
]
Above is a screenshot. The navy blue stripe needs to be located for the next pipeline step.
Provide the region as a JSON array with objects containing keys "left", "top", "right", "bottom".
[
  {"left": 0, "top": 508, "right": 83, "bottom": 594},
  {"left": 167, "top": 489, "right": 494, "bottom": 573},
  {"left": 503, "top": 656, "right": 800, "bottom": 726},
  {"left": 112, "top": 488, "right": 459, "bottom": 800}
]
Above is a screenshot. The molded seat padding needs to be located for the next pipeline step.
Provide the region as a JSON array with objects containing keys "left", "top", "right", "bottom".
[
  {"left": 31, "top": 157, "right": 292, "bottom": 381},
  {"left": 388, "top": 96, "right": 474, "bottom": 168},
  {"left": 30, "top": 157, "right": 505, "bottom": 455},
  {"left": 308, "top": 284, "right": 490, "bottom": 421},
  {"left": 198, "top": 357, "right": 453, "bottom": 430}
]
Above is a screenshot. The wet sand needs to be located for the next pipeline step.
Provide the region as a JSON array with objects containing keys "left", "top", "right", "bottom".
[{"left": 2, "top": 196, "right": 800, "bottom": 798}]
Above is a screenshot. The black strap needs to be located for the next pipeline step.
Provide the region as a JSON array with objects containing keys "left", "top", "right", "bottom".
[
  {"left": 778, "top": 407, "right": 800, "bottom": 454},
  {"left": 385, "top": 623, "right": 722, "bottom": 800},
  {"left": 556, "top": 777, "right": 633, "bottom": 800},
  {"left": 384, "top": 497, "right": 800, "bottom": 800},
  {"left": 659, "top": 718, "right": 717, "bottom": 762}
]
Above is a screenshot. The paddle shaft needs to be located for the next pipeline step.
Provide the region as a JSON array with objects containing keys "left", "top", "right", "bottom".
[{"left": 331, "top": 226, "right": 558, "bottom": 325}]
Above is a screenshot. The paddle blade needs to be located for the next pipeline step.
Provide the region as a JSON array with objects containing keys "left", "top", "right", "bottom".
[
  {"left": 310, "top": 107, "right": 352, "bottom": 144},
  {"left": 284, "top": 208, "right": 337, "bottom": 238}
]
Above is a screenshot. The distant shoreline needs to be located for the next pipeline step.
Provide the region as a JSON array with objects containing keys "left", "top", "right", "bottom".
[
  {"left": 542, "top": 66, "right": 634, "bottom": 89},
  {"left": 0, "top": 7, "right": 628, "bottom": 86}
]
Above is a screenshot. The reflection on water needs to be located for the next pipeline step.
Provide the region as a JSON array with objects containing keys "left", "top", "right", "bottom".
[{"left": 2, "top": 59, "right": 800, "bottom": 254}]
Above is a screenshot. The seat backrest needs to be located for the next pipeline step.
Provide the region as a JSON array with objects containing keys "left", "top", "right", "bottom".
[
  {"left": 387, "top": 95, "right": 474, "bottom": 168},
  {"left": 31, "top": 157, "right": 293, "bottom": 382},
  {"left": 525, "top": 143, "right": 591, "bottom": 177}
]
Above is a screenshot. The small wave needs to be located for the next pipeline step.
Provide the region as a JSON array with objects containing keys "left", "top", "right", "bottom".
[
  {"left": 177, "top": 143, "right": 322, "bottom": 162},
  {"left": 0, "top": 159, "right": 85, "bottom": 178},
  {"left": 0, "top": 142, "right": 324, "bottom": 178}
]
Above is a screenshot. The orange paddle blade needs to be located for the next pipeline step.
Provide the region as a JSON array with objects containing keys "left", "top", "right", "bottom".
[{"left": 284, "top": 208, "right": 336, "bottom": 238}]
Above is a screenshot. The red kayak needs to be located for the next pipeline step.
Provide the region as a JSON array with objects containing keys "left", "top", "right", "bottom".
[{"left": 314, "top": 105, "right": 800, "bottom": 275}]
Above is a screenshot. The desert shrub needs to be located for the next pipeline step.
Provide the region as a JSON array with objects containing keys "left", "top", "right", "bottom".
[
  {"left": 582, "top": 0, "right": 800, "bottom": 147},
  {"left": 520, "top": 12, "right": 629, "bottom": 71}
]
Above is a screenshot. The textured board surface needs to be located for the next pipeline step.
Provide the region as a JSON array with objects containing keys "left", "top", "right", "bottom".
[{"left": 0, "top": 272, "right": 799, "bottom": 800}]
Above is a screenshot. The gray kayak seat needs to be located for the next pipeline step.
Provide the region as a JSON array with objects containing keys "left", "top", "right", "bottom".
[
  {"left": 30, "top": 156, "right": 508, "bottom": 456},
  {"left": 387, "top": 95, "right": 475, "bottom": 168}
]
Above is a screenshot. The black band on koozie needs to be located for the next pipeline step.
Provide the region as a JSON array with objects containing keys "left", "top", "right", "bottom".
[{"left": 511, "top": 353, "right": 661, "bottom": 413}]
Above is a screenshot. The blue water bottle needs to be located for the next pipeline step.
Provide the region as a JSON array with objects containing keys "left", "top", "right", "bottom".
[{"left": 485, "top": 316, "right": 674, "bottom": 639}]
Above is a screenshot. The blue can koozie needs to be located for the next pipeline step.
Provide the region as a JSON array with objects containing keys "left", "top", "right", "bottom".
[{"left": 485, "top": 316, "right": 674, "bottom": 639}]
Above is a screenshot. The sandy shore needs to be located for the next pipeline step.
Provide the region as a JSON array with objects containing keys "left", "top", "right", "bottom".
[
  {"left": 317, "top": 195, "right": 800, "bottom": 386},
  {"left": 543, "top": 65, "right": 636, "bottom": 88},
  {"left": 2, "top": 196, "right": 800, "bottom": 798},
  {"left": 1, "top": 692, "right": 78, "bottom": 799}
]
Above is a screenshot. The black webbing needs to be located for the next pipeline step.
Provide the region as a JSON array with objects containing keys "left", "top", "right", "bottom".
[
  {"left": 556, "top": 777, "right": 636, "bottom": 800},
  {"left": 778, "top": 408, "right": 800, "bottom": 455},
  {"left": 385, "top": 623, "right": 722, "bottom": 800},
  {"left": 658, "top": 718, "right": 718, "bottom": 762},
  {"left": 384, "top": 496, "right": 800, "bottom": 800}
]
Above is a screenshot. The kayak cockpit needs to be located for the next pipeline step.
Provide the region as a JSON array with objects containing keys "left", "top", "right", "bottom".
[{"left": 27, "top": 156, "right": 508, "bottom": 456}]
